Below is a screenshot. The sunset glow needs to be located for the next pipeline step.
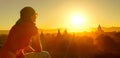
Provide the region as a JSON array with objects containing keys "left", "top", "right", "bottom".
[{"left": 0, "top": 0, "right": 120, "bottom": 32}]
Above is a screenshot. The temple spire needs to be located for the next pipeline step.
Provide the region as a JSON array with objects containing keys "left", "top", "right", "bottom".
[{"left": 97, "top": 24, "right": 104, "bottom": 32}]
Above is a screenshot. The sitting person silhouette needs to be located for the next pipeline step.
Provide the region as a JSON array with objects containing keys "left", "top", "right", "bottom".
[{"left": 0, "top": 6, "right": 50, "bottom": 58}]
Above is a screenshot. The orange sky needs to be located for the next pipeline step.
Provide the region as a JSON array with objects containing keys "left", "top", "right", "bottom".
[{"left": 0, "top": 0, "right": 120, "bottom": 32}]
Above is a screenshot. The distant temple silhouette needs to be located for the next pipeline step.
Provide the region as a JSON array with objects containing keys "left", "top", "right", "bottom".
[
  {"left": 97, "top": 24, "right": 104, "bottom": 33},
  {"left": 57, "top": 29, "right": 61, "bottom": 37},
  {"left": 63, "top": 29, "right": 68, "bottom": 35},
  {"left": 40, "top": 31, "right": 44, "bottom": 39}
]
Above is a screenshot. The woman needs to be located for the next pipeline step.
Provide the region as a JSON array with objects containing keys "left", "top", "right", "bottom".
[{"left": 0, "top": 6, "right": 50, "bottom": 58}]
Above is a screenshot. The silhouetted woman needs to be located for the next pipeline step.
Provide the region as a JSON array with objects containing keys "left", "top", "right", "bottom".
[{"left": 0, "top": 6, "right": 50, "bottom": 58}]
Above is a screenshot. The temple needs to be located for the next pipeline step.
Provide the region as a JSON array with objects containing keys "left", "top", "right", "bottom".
[{"left": 97, "top": 24, "right": 104, "bottom": 33}]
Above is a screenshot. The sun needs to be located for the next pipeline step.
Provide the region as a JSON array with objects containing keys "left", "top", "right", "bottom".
[
  {"left": 66, "top": 14, "right": 87, "bottom": 32},
  {"left": 71, "top": 14, "right": 84, "bottom": 27}
]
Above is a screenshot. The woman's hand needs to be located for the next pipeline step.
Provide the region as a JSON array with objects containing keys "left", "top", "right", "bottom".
[{"left": 23, "top": 45, "right": 35, "bottom": 54}]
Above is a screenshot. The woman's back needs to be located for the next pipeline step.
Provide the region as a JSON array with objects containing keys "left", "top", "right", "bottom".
[{"left": 0, "top": 21, "right": 38, "bottom": 58}]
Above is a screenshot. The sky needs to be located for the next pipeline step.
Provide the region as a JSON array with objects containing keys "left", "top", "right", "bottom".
[{"left": 0, "top": 0, "right": 120, "bottom": 31}]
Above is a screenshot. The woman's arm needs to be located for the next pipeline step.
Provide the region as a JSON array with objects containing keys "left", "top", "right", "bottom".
[{"left": 31, "top": 34, "right": 42, "bottom": 52}]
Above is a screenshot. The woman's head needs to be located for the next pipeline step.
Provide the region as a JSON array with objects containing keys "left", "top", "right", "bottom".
[{"left": 20, "top": 6, "right": 37, "bottom": 22}]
